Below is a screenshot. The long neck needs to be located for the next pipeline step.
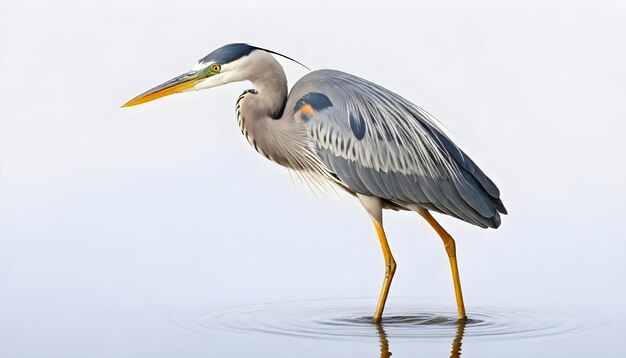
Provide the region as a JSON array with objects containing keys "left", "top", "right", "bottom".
[
  {"left": 236, "top": 50, "right": 288, "bottom": 119},
  {"left": 236, "top": 55, "right": 307, "bottom": 168},
  {"left": 250, "top": 69, "right": 288, "bottom": 119}
]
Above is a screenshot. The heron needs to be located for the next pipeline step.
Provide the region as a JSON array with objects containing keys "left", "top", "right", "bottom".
[{"left": 122, "top": 43, "right": 507, "bottom": 322}]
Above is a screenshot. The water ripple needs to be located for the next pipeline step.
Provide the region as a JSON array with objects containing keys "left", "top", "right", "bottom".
[{"left": 181, "top": 298, "right": 599, "bottom": 341}]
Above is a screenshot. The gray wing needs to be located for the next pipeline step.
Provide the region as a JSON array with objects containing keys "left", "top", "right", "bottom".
[{"left": 289, "top": 69, "right": 507, "bottom": 229}]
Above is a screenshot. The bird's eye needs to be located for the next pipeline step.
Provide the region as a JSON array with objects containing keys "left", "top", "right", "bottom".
[{"left": 211, "top": 64, "right": 221, "bottom": 73}]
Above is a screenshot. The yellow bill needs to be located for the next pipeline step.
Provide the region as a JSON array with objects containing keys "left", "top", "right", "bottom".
[{"left": 121, "top": 71, "right": 201, "bottom": 108}]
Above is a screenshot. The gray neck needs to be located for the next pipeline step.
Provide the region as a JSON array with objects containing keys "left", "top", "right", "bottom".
[
  {"left": 240, "top": 52, "right": 288, "bottom": 120},
  {"left": 236, "top": 53, "right": 300, "bottom": 167},
  {"left": 233, "top": 52, "right": 341, "bottom": 188}
]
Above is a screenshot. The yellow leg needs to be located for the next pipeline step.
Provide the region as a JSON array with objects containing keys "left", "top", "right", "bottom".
[
  {"left": 372, "top": 219, "right": 396, "bottom": 323},
  {"left": 419, "top": 210, "right": 467, "bottom": 320}
]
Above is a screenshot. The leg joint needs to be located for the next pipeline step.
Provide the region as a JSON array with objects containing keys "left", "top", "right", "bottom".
[
  {"left": 385, "top": 259, "right": 397, "bottom": 278},
  {"left": 443, "top": 239, "right": 456, "bottom": 257}
]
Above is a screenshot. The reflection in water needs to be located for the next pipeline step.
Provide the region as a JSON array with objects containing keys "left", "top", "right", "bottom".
[
  {"left": 375, "top": 323, "right": 391, "bottom": 358},
  {"left": 375, "top": 318, "right": 466, "bottom": 358},
  {"left": 166, "top": 298, "right": 604, "bottom": 358},
  {"left": 449, "top": 319, "right": 467, "bottom": 358},
  {"left": 184, "top": 297, "right": 596, "bottom": 350}
]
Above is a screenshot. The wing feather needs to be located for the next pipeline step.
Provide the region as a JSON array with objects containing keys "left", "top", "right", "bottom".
[{"left": 291, "top": 70, "right": 506, "bottom": 228}]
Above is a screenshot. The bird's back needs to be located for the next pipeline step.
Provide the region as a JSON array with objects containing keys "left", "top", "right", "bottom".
[{"left": 286, "top": 69, "right": 506, "bottom": 228}]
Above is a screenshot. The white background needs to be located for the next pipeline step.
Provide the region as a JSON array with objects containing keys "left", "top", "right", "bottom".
[{"left": 1, "top": 0, "right": 625, "bottom": 356}]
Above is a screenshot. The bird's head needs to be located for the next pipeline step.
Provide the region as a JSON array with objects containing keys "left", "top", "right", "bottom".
[{"left": 121, "top": 43, "right": 306, "bottom": 108}]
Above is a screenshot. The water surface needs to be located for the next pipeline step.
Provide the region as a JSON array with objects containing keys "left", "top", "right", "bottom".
[{"left": 170, "top": 297, "right": 608, "bottom": 358}]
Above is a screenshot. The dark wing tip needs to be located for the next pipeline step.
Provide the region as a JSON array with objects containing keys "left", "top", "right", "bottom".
[{"left": 494, "top": 198, "right": 508, "bottom": 215}]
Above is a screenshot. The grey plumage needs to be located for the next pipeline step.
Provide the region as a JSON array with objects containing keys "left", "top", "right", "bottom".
[
  {"left": 122, "top": 43, "right": 508, "bottom": 321},
  {"left": 203, "top": 47, "right": 506, "bottom": 228},
  {"left": 285, "top": 69, "right": 506, "bottom": 228}
]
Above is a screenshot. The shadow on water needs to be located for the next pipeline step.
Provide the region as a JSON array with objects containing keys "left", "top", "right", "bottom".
[{"left": 375, "top": 318, "right": 466, "bottom": 358}]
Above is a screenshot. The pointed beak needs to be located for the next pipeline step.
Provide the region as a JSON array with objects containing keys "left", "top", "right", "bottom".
[{"left": 121, "top": 70, "right": 203, "bottom": 108}]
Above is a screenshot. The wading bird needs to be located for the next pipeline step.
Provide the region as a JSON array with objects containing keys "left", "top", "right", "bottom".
[{"left": 122, "top": 43, "right": 507, "bottom": 322}]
